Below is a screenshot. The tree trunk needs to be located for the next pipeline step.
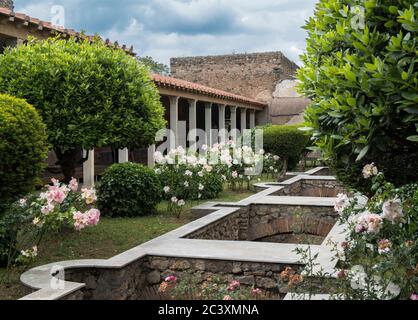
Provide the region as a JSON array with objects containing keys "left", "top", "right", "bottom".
[
  {"left": 278, "top": 157, "right": 289, "bottom": 181},
  {"left": 55, "top": 147, "right": 84, "bottom": 183}
]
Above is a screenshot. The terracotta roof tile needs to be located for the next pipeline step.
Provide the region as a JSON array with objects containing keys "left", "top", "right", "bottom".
[
  {"left": 152, "top": 74, "right": 267, "bottom": 108},
  {"left": 0, "top": 7, "right": 134, "bottom": 54}
]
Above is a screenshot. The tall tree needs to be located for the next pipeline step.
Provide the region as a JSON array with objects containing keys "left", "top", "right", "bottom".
[{"left": 0, "top": 36, "right": 166, "bottom": 182}]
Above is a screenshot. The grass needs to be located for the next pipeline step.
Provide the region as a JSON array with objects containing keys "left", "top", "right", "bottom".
[{"left": 0, "top": 186, "right": 257, "bottom": 300}]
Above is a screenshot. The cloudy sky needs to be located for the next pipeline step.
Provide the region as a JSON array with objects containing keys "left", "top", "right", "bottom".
[{"left": 15, "top": 0, "right": 317, "bottom": 66}]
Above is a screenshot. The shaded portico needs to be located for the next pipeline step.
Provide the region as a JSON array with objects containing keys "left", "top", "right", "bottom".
[{"left": 82, "top": 75, "right": 267, "bottom": 187}]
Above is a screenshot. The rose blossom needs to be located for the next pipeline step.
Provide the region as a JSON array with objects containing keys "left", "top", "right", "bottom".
[
  {"left": 47, "top": 186, "right": 67, "bottom": 204},
  {"left": 362, "top": 163, "right": 378, "bottom": 179},
  {"left": 411, "top": 294, "right": 418, "bottom": 301},
  {"left": 334, "top": 193, "right": 350, "bottom": 214},
  {"left": 68, "top": 178, "right": 78, "bottom": 192},
  {"left": 355, "top": 212, "right": 383, "bottom": 234},
  {"left": 198, "top": 184, "right": 205, "bottom": 191},
  {"left": 163, "top": 186, "right": 170, "bottom": 193},
  {"left": 177, "top": 200, "right": 185, "bottom": 207},
  {"left": 185, "top": 170, "right": 193, "bottom": 176},
  {"left": 252, "top": 288, "right": 262, "bottom": 296},
  {"left": 41, "top": 203, "right": 55, "bottom": 215},
  {"left": 73, "top": 211, "right": 88, "bottom": 231},
  {"left": 382, "top": 198, "right": 404, "bottom": 223},
  {"left": 378, "top": 239, "right": 392, "bottom": 255},
  {"left": 165, "top": 276, "right": 177, "bottom": 283},
  {"left": 86, "top": 209, "right": 101, "bottom": 226},
  {"left": 232, "top": 171, "right": 238, "bottom": 179},
  {"left": 19, "top": 198, "right": 27, "bottom": 207},
  {"left": 223, "top": 295, "right": 232, "bottom": 301},
  {"left": 171, "top": 197, "right": 178, "bottom": 204},
  {"left": 81, "top": 188, "right": 97, "bottom": 204}
]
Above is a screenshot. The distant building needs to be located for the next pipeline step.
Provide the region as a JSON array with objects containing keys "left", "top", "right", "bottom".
[{"left": 171, "top": 51, "right": 310, "bottom": 125}]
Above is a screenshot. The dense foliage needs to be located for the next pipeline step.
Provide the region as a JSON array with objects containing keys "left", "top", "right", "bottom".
[
  {"left": 0, "top": 94, "right": 48, "bottom": 214},
  {"left": 97, "top": 163, "right": 162, "bottom": 217},
  {"left": 0, "top": 37, "right": 166, "bottom": 182},
  {"left": 298, "top": 0, "right": 418, "bottom": 191},
  {"left": 262, "top": 124, "right": 311, "bottom": 173}
]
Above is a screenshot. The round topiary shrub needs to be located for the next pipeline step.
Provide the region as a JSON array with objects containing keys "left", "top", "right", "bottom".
[
  {"left": 0, "top": 94, "right": 48, "bottom": 213},
  {"left": 0, "top": 36, "right": 165, "bottom": 182},
  {"left": 298, "top": 0, "right": 418, "bottom": 192},
  {"left": 97, "top": 163, "right": 162, "bottom": 217},
  {"left": 262, "top": 124, "right": 311, "bottom": 173}
]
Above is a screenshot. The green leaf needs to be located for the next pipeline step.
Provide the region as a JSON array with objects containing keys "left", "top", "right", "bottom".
[
  {"left": 356, "top": 145, "right": 369, "bottom": 162},
  {"left": 407, "top": 136, "right": 418, "bottom": 142}
]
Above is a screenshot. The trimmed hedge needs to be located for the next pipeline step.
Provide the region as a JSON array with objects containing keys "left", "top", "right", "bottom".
[
  {"left": 0, "top": 94, "right": 48, "bottom": 213},
  {"left": 97, "top": 163, "right": 162, "bottom": 217},
  {"left": 262, "top": 124, "right": 311, "bottom": 172}
]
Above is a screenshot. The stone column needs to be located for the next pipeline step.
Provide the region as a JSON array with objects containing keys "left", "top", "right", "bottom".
[
  {"left": 249, "top": 110, "right": 256, "bottom": 129},
  {"left": 230, "top": 106, "right": 237, "bottom": 141},
  {"left": 218, "top": 104, "right": 226, "bottom": 142},
  {"left": 83, "top": 149, "right": 95, "bottom": 188},
  {"left": 188, "top": 99, "right": 197, "bottom": 151},
  {"left": 241, "top": 107, "right": 247, "bottom": 131},
  {"left": 118, "top": 148, "right": 129, "bottom": 163},
  {"left": 169, "top": 96, "right": 179, "bottom": 149},
  {"left": 205, "top": 102, "right": 212, "bottom": 146}
]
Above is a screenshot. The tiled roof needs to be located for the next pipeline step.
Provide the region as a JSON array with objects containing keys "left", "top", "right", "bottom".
[
  {"left": 0, "top": 7, "right": 134, "bottom": 54},
  {"left": 152, "top": 74, "right": 268, "bottom": 108}
]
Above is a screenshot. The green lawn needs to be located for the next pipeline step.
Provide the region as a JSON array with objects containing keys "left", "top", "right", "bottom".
[{"left": 0, "top": 187, "right": 256, "bottom": 300}]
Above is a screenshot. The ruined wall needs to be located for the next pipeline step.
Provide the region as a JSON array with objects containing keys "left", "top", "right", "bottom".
[{"left": 171, "top": 51, "right": 299, "bottom": 100}]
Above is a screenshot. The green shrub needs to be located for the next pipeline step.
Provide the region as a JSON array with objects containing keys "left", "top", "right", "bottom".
[
  {"left": 97, "top": 163, "right": 162, "bottom": 217},
  {"left": 298, "top": 0, "right": 418, "bottom": 191},
  {"left": 157, "top": 164, "right": 224, "bottom": 202},
  {"left": 262, "top": 124, "right": 311, "bottom": 173},
  {"left": 0, "top": 94, "right": 48, "bottom": 213},
  {"left": 0, "top": 36, "right": 166, "bottom": 182}
]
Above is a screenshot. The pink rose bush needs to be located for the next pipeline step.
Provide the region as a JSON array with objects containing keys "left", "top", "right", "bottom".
[
  {"left": 327, "top": 164, "right": 418, "bottom": 300},
  {"left": 9, "top": 178, "right": 100, "bottom": 266}
]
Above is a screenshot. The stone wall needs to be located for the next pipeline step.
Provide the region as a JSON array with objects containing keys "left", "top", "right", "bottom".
[
  {"left": 186, "top": 202, "right": 337, "bottom": 243},
  {"left": 247, "top": 205, "right": 337, "bottom": 242},
  {"left": 171, "top": 51, "right": 298, "bottom": 100},
  {"left": 61, "top": 255, "right": 295, "bottom": 300},
  {"left": 186, "top": 209, "right": 248, "bottom": 241},
  {"left": 272, "top": 179, "right": 346, "bottom": 197}
]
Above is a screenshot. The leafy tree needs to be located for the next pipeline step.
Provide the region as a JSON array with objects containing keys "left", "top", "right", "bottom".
[
  {"left": 0, "top": 94, "right": 48, "bottom": 213},
  {"left": 0, "top": 36, "right": 166, "bottom": 182},
  {"left": 263, "top": 124, "right": 311, "bottom": 174},
  {"left": 298, "top": 0, "right": 418, "bottom": 192},
  {"left": 137, "top": 56, "right": 170, "bottom": 75}
]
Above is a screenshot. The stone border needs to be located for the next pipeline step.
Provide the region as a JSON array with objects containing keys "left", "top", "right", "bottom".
[{"left": 20, "top": 167, "right": 347, "bottom": 300}]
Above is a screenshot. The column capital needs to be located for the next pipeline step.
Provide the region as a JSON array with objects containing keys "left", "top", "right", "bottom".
[
  {"left": 169, "top": 96, "right": 179, "bottom": 104},
  {"left": 204, "top": 102, "right": 213, "bottom": 108},
  {"left": 187, "top": 98, "right": 197, "bottom": 105}
]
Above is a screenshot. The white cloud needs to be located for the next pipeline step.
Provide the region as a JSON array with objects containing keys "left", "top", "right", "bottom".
[{"left": 15, "top": 0, "right": 317, "bottom": 66}]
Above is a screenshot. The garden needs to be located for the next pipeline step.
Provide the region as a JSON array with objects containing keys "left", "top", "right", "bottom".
[{"left": 0, "top": 0, "right": 417, "bottom": 301}]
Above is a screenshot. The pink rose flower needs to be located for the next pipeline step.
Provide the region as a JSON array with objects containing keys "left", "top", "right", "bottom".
[
  {"left": 41, "top": 204, "right": 55, "bottom": 215},
  {"left": 355, "top": 212, "right": 382, "bottom": 234},
  {"left": 223, "top": 295, "right": 232, "bottom": 301},
  {"left": 411, "top": 294, "right": 418, "bottom": 301},
  {"left": 73, "top": 211, "right": 88, "bottom": 231},
  {"left": 252, "top": 288, "right": 262, "bottom": 296},
  {"left": 86, "top": 209, "right": 101, "bottom": 226},
  {"left": 69, "top": 178, "right": 79, "bottom": 192},
  {"left": 165, "top": 276, "right": 177, "bottom": 283}
]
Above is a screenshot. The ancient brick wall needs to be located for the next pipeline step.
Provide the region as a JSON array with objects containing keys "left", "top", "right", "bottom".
[{"left": 170, "top": 51, "right": 299, "bottom": 100}]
